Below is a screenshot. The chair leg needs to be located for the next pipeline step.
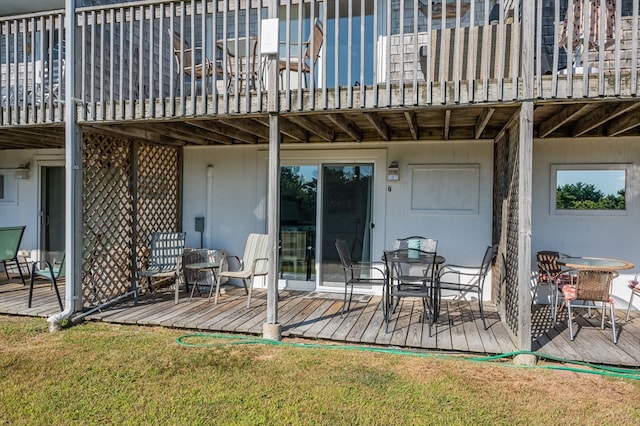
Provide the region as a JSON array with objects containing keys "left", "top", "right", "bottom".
[
  {"left": 626, "top": 291, "right": 636, "bottom": 321},
  {"left": 211, "top": 273, "right": 223, "bottom": 304},
  {"left": 15, "top": 259, "right": 26, "bottom": 286},
  {"left": 28, "top": 268, "right": 36, "bottom": 308},
  {"left": 51, "top": 276, "right": 63, "bottom": 310},
  {"left": 610, "top": 303, "right": 618, "bottom": 344},
  {"left": 567, "top": 302, "right": 575, "bottom": 340},
  {"left": 246, "top": 278, "right": 252, "bottom": 308}
]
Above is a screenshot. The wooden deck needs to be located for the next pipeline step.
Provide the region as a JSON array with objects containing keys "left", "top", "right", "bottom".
[{"left": 2, "top": 276, "right": 640, "bottom": 366}]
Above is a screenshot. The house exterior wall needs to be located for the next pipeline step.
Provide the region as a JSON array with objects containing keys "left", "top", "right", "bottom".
[
  {"left": 532, "top": 136, "right": 640, "bottom": 307},
  {"left": 0, "top": 148, "right": 65, "bottom": 263},
  {"left": 182, "top": 140, "right": 495, "bottom": 297}
]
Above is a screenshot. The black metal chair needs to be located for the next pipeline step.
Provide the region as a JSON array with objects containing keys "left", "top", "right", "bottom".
[
  {"left": 29, "top": 255, "right": 64, "bottom": 310},
  {"left": 334, "top": 239, "right": 386, "bottom": 316},
  {"left": 383, "top": 245, "right": 439, "bottom": 336},
  {"left": 437, "top": 245, "right": 497, "bottom": 330}
]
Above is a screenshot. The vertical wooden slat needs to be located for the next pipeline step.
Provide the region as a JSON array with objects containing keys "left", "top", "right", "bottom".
[
  {"left": 511, "top": 0, "right": 520, "bottom": 100},
  {"left": 168, "top": 3, "right": 176, "bottom": 117},
  {"left": 332, "top": 0, "right": 338, "bottom": 109},
  {"left": 551, "top": 0, "right": 560, "bottom": 98},
  {"left": 148, "top": 4, "right": 155, "bottom": 118},
  {"left": 90, "top": 11, "right": 96, "bottom": 120},
  {"left": 372, "top": 0, "right": 378, "bottom": 107},
  {"left": 296, "top": 2, "right": 303, "bottom": 111},
  {"left": 398, "top": 0, "right": 404, "bottom": 107},
  {"left": 119, "top": 7, "right": 125, "bottom": 119},
  {"left": 109, "top": 9, "right": 115, "bottom": 120},
  {"left": 100, "top": 10, "right": 106, "bottom": 120},
  {"left": 438, "top": 0, "right": 446, "bottom": 104},
  {"left": 189, "top": 0, "right": 196, "bottom": 115},
  {"left": 385, "top": 0, "right": 391, "bottom": 106},
  {"left": 179, "top": 2, "right": 186, "bottom": 116},
  {"left": 467, "top": 0, "right": 476, "bottom": 102},
  {"left": 347, "top": 0, "right": 354, "bottom": 108},
  {"left": 632, "top": 0, "right": 639, "bottom": 96},
  {"left": 158, "top": 3, "right": 165, "bottom": 118},
  {"left": 128, "top": 6, "right": 135, "bottom": 120},
  {"left": 138, "top": 5, "right": 145, "bottom": 118}
]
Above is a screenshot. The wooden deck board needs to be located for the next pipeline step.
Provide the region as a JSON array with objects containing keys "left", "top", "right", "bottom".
[{"left": 3, "top": 277, "right": 640, "bottom": 366}]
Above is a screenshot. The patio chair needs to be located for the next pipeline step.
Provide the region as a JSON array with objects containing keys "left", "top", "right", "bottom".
[
  {"left": 278, "top": 19, "right": 323, "bottom": 88},
  {"left": 534, "top": 250, "right": 573, "bottom": 324},
  {"left": 626, "top": 272, "right": 640, "bottom": 321},
  {"left": 28, "top": 255, "right": 64, "bottom": 310},
  {"left": 213, "top": 233, "right": 269, "bottom": 308},
  {"left": 0, "top": 225, "right": 27, "bottom": 286},
  {"left": 437, "top": 245, "right": 497, "bottom": 330},
  {"left": 137, "top": 231, "right": 186, "bottom": 294},
  {"left": 171, "top": 31, "right": 225, "bottom": 94},
  {"left": 383, "top": 245, "right": 439, "bottom": 336},
  {"left": 563, "top": 269, "right": 619, "bottom": 344},
  {"left": 335, "top": 239, "right": 386, "bottom": 316}
]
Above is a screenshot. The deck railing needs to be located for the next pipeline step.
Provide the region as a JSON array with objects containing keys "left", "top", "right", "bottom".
[{"left": 0, "top": 1, "right": 638, "bottom": 125}]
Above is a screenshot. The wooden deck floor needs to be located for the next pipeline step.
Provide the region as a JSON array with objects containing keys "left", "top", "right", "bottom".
[{"left": 2, "top": 276, "right": 640, "bottom": 366}]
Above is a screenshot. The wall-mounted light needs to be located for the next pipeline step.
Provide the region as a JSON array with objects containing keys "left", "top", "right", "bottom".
[
  {"left": 387, "top": 162, "right": 399, "bottom": 181},
  {"left": 15, "top": 163, "right": 31, "bottom": 180}
]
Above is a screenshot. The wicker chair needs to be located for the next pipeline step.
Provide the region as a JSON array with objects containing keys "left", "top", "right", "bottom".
[{"left": 563, "top": 269, "right": 619, "bottom": 344}]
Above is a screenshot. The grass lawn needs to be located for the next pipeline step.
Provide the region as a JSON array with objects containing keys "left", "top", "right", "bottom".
[{"left": 1, "top": 315, "right": 639, "bottom": 425}]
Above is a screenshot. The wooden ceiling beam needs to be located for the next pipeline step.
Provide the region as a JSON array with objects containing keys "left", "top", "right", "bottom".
[
  {"left": 474, "top": 107, "right": 495, "bottom": 139},
  {"left": 572, "top": 102, "right": 640, "bottom": 137},
  {"left": 537, "top": 104, "right": 590, "bottom": 138},
  {"left": 219, "top": 118, "right": 270, "bottom": 140},
  {"left": 287, "top": 115, "right": 335, "bottom": 142},
  {"left": 404, "top": 111, "right": 419, "bottom": 140},
  {"left": 86, "top": 124, "right": 185, "bottom": 145},
  {"left": 254, "top": 116, "right": 308, "bottom": 142},
  {"left": 185, "top": 121, "right": 237, "bottom": 145},
  {"left": 327, "top": 113, "right": 362, "bottom": 142},
  {"left": 146, "top": 122, "right": 211, "bottom": 145},
  {"left": 607, "top": 110, "right": 640, "bottom": 136},
  {"left": 364, "top": 112, "right": 390, "bottom": 141}
]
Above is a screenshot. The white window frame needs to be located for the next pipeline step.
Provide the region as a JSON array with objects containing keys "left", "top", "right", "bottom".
[{"left": 550, "top": 163, "right": 631, "bottom": 216}]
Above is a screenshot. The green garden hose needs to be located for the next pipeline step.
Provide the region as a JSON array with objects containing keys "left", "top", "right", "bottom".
[{"left": 176, "top": 332, "right": 640, "bottom": 381}]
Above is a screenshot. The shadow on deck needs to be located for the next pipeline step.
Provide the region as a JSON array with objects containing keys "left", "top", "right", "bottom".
[{"left": 2, "top": 276, "right": 640, "bottom": 366}]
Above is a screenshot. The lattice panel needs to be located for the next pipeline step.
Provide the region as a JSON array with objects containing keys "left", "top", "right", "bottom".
[
  {"left": 82, "top": 133, "right": 133, "bottom": 307},
  {"left": 492, "top": 118, "right": 521, "bottom": 337},
  {"left": 134, "top": 143, "right": 182, "bottom": 289}
]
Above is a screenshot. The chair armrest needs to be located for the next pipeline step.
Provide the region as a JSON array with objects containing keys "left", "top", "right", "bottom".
[
  {"left": 350, "top": 262, "right": 387, "bottom": 279},
  {"left": 251, "top": 257, "right": 269, "bottom": 274},
  {"left": 220, "top": 255, "right": 241, "bottom": 272},
  {"left": 31, "top": 260, "right": 56, "bottom": 277}
]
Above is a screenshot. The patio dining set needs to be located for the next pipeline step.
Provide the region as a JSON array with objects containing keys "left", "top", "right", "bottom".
[
  {"left": 534, "top": 251, "right": 635, "bottom": 344},
  {"left": 336, "top": 236, "right": 497, "bottom": 338}
]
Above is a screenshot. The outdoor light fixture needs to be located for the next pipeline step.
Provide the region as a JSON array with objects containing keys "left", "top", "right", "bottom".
[
  {"left": 387, "top": 162, "right": 399, "bottom": 181},
  {"left": 14, "top": 163, "right": 30, "bottom": 180}
]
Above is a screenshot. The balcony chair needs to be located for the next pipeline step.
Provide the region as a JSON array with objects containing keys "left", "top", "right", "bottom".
[
  {"left": 136, "top": 231, "right": 186, "bottom": 296},
  {"left": 171, "top": 31, "right": 225, "bottom": 95},
  {"left": 534, "top": 250, "right": 574, "bottom": 323},
  {"left": 562, "top": 269, "right": 619, "bottom": 344},
  {"left": 626, "top": 273, "right": 640, "bottom": 321},
  {"left": 0, "top": 225, "right": 27, "bottom": 286},
  {"left": 213, "top": 233, "right": 269, "bottom": 308},
  {"left": 383, "top": 244, "right": 439, "bottom": 336},
  {"left": 335, "top": 239, "right": 386, "bottom": 316},
  {"left": 278, "top": 19, "right": 323, "bottom": 88},
  {"left": 437, "top": 245, "right": 497, "bottom": 330},
  {"left": 28, "top": 255, "right": 64, "bottom": 310}
]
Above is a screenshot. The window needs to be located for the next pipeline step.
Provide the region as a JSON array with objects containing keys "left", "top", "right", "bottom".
[{"left": 550, "top": 164, "right": 629, "bottom": 215}]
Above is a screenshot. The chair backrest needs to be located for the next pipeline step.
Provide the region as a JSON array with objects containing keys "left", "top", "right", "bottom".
[
  {"left": 171, "top": 32, "right": 192, "bottom": 74},
  {"left": 0, "top": 226, "right": 26, "bottom": 262},
  {"left": 393, "top": 236, "right": 438, "bottom": 253},
  {"left": 575, "top": 269, "right": 616, "bottom": 302},
  {"left": 56, "top": 255, "right": 66, "bottom": 279},
  {"left": 242, "top": 233, "right": 269, "bottom": 274},
  {"left": 335, "top": 239, "right": 353, "bottom": 268},
  {"left": 304, "top": 19, "right": 324, "bottom": 67},
  {"left": 148, "top": 231, "right": 186, "bottom": 272},
  {"left": 479, "top": 245, "right": 498, "bottom": 278},
  {"left": 384, "top": 247, "right": 439, "bottom": 283},
  {"left": 536, "top": 250, "right": 563, "bottom": 276}
]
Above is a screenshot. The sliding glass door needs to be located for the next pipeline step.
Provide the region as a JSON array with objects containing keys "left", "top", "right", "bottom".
[{"left": 319, "top": 164, "right": 374, "bottom": 287}]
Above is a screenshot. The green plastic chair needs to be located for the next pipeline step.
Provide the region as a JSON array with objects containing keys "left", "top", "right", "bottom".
[{"left": 29, "top": 255, "right": 64, "bottom": 310}]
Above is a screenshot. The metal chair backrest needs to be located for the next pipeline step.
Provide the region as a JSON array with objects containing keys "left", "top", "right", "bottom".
[
  {"left": 148, "top": 231, "right": 186, "bottom": 273},
  {"left": 536, "top": 250, "right": 563, "bottom": 276},
  {"left": 242, "top": 233, "right": 269, "bottom": 275},
  {"left": 335, "top": 239, "right": 353, "bottom": 268},
  {"left": 479, "top": 245, "right": 498, "bottom": 280}
]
